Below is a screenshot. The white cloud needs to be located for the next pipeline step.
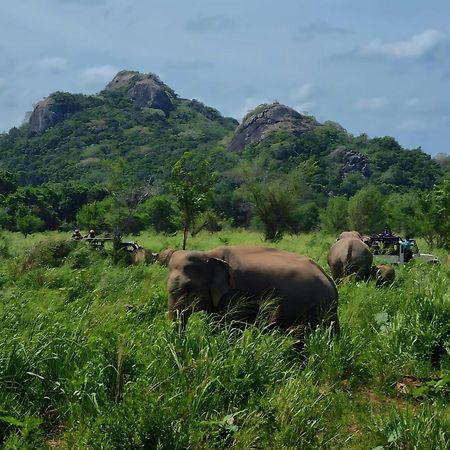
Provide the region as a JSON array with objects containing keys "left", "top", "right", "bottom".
[
  {"left": 290, "top": 83, "right": 314, "bottom": 113},
  {"left": 234, "top": 97, "right": 268, "bottom": 121},
  {"left": 293, "top": 101, "right": 315, "bottom": 114},
  {"left": 354, "top": 96, "right": 388, "bottom": 110},
  {"left": 34, "top": 56, "right": 67, "bottom": 72},
  {"left": 361, "top": 29, "right": 445, "bottom": 59},
  {"left": 80, "top": 64, "right": 118, "bottom": 84},
  {"left": 290, "top": 83, "right": 313, "bottom": 103}
]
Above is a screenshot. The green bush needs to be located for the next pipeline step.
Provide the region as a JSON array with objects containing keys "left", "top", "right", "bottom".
[{"left": 20, "top": 238, "right": 76, "bottom": 271}]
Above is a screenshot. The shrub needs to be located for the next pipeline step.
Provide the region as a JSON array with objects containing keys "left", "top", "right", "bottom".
[{"left": 20, "top": 238, "right": 76, "bottom": 272}]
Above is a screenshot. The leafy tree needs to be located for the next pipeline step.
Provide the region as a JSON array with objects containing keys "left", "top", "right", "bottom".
[
  {"left": 171, "top": 152, "right": 217, "bottom": 249},
  {"left": 320, "top": 197, "right": 349, "bottom": 233},
  {"left": 417, "top": 180, "right": 450, "bottom": 248},
  {"left": 76, "top": 199, "right": 111, "bottom": 233},
  {"left": 242, "top": 159, "right": 320, "bottom": 241},
  {"left": 384, "top": 192, "right": 421, "bottom": 236},
  {"left": 348, "top": 185, "right": 386, "bottom": 234},
  {"left": 16, "top": 211, "right": 44, "bottom": 238},
  {"left": 248, "top": 182, "right": 298, "bottom": 241},
  {"left": 135, "top": 195, "right": 177, "bottom": 233}
]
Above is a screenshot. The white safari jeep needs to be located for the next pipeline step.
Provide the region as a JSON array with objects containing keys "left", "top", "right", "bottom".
[{"left": 369, "top": 235, "right": 440, "bottom": 265}]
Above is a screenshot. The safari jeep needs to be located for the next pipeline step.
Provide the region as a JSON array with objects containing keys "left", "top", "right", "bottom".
[{"left": 369, "top": 235, "right": 440, "bottom": 265}]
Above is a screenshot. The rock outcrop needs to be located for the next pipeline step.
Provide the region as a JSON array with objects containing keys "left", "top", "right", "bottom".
[
  {"left": 228, "top": 103, "right": 318, "bottom": 152},
  {"left": 329, "top": 146, "right": 372, "bottom": 178},
  {"left": 105, "top": 70, "right": 173, "bottom": 115},
  {"left": 28, "top": 93, "right": 81, "bottom": 134}
]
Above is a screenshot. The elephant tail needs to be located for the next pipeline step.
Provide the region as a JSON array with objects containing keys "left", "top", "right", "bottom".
[{"left": 343, "top": 240, "right": 354, "bottom": 274}]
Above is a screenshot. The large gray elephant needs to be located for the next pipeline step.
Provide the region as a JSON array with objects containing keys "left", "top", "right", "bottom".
[
  {"left": 162, "top": 245, "right": 339, "bottom": 332},
  {"left": 327, "top": 236, "right": 373, "bottom": 280}
]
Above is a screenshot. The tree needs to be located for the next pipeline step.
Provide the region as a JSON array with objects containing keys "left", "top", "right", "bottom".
[
  {"left": 135, "top": 195, "right": 177, "bottom": 233},
  {"left": 348, "top": 185, "right": 386, "bottom": 234},
  {"left": 171, "top": 152, "right": 217, "bottom": 250},
  {"left": 248, "top": 182, "right": 298, "bottom": 241},
  {"left": 320, "top": 197, "right": 349, "bottom": 233},
  {"left": 417, "top": 180, "right": 450, "bottom": 248},
  {"left": 242, "top": 159, "right": 320, "bottom": 241},
  {"left": 16, "top": 211, "right": 44, "bottom": 238},
  {"left": 0, "top": 170, "right": 18, "bottom": 196},
  {"left": 384, "top": 192, "right": 421, "bottom": 236}
]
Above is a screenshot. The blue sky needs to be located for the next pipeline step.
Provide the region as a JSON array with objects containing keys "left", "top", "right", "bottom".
[{"left": 1, "top": 0, "right": 449, "bottom": 155}]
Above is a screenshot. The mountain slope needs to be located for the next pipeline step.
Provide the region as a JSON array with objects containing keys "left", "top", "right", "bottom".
[
  {"left": 0, "top": 71, "right": 443, "bottom": 195},
  {"left": 0, "top": 71, "right": 237, "bottom": 186}
]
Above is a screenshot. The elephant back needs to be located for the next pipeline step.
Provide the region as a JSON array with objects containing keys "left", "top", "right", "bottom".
[{"left": 328, "top": 237, "right": 373, "bottom": 280}]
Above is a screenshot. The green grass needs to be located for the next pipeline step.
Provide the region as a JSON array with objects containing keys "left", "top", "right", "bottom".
[{"left": 0, "top": 230, "right": 449, "bottom": 448}]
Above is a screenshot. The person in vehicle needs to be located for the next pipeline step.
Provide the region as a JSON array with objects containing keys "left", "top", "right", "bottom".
[
  {"left": 403, "top": 236, "right": 416, "bottom": 262},
  {"left": 71, "top": 229, "right": 82, "bottom": 240}
]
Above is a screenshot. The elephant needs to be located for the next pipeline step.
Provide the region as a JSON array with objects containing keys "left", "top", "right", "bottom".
[
  {"left": 327, "top": 237, "right": 373, "bottom": 280},
  {"left": 163, "top": 245, "right": 339, "bottom": 333},
  {"left": 370, "top": 264, "right": 395, "bottom": 286}
]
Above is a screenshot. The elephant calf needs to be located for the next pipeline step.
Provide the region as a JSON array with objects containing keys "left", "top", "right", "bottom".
[
  {"left": 371, "top": 264, "right": 395, "bottom": 286},
  {"left": 327, "top": 235, "right": 373, "bottom": 280},
  {"left": 162, "top": 245, "right": 339, "bottom": 332}
]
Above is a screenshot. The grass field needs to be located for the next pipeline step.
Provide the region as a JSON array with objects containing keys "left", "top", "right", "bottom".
[{"left": 0, "top": 230, "right": 449, "bottom": 449}]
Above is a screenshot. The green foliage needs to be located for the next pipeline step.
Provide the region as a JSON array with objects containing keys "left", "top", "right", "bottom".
[
  {"left": 15, "top": 211, "right": 44, "bottom": 238},
  {"left": 242, "top": 159, "right": 321, "bottom": 241},
  {"left": 320, "top": 196, "right": 349, "bottom": 233},
  {"left": 384, "top": 191, "right": 422, "bottom": 236},
  {"left": 0, "top": 170, "right": 18, "bottom": 195},
  {"left": 371, "top": 405, "right": 450, "bottom": 449},
  {"left": 171, "top": 152, "right": 217, "bottom": 249},
  {"left": 135, "top": 195, "right": 177, "bottom": 233},
  {"left": 76, "top": 198, "right": 111, "bottom": 232},
  {"left": 348, "top": 185, "right": 386, "bottom": 234},
  {"left": 20, "top": 238, "right": 76, "bottom": 271},
  {"left": 0, "top": 230, "right": 449, "bottom": 447},
  {"left": 248, "top": 182, "right": 298, "bottom": 241},
  {"left": 417, "top": 179, "right": 450, "bottom": 248},
  {"left": 0, "top": 89, "right": 237, "bottom": 187}
]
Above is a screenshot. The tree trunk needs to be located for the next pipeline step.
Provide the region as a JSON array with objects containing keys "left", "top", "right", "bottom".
[{"left": 182, "top": 223, "right": 188, "bottom": 250}]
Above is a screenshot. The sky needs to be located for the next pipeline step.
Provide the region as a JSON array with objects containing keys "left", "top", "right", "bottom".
[{"left": 1, "top": 0, "right": 449, "bottom": 155}]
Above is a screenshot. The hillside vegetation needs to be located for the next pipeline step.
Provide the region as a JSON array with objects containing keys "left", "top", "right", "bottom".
[
  {"left": 0, "top": 70, "right": 449, "bottom": 246},
  {"left": 0, "top": 230, "right": 449, "bottom": 448}
]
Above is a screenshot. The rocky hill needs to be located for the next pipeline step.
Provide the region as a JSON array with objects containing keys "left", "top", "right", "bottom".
[
  {"left": 228, "top": 103, "right": 317, "bottom": 152},
  {"left": 0, "top": 70, "right": 443, "bottom": 194}
]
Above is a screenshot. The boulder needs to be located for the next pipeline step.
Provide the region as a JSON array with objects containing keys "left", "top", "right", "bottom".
[
  {"left": 228, "top": 103, "right": 317, "bottom": 152},
  {"left": 28, "top": 93, "right": 81, "bottom": 133},
  {"left": 105, "top": 70, "right": 173, "bottom": 115},
  {"left": 329, "top": 146, "right": 372, "bottom": 178}
]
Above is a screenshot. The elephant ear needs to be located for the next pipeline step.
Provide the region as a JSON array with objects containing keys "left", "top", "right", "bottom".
[{"left": 208, "top": 258, "right": 234, "bottom": 309}]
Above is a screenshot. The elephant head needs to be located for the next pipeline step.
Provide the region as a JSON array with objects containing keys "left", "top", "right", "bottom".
[
  {"left": 166, "top": 251, "right": 235, "bottom": 321},
  {"left": 370, "top": 264, "right": 395, "bottom": 286},
  {"left": 158, "top": 248, "right": 176, "bottom": 267}
]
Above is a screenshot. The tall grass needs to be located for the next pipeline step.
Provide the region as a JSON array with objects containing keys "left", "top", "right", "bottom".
[{"left": 0, "top": 230, "right": 449, "bottom": 448}]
